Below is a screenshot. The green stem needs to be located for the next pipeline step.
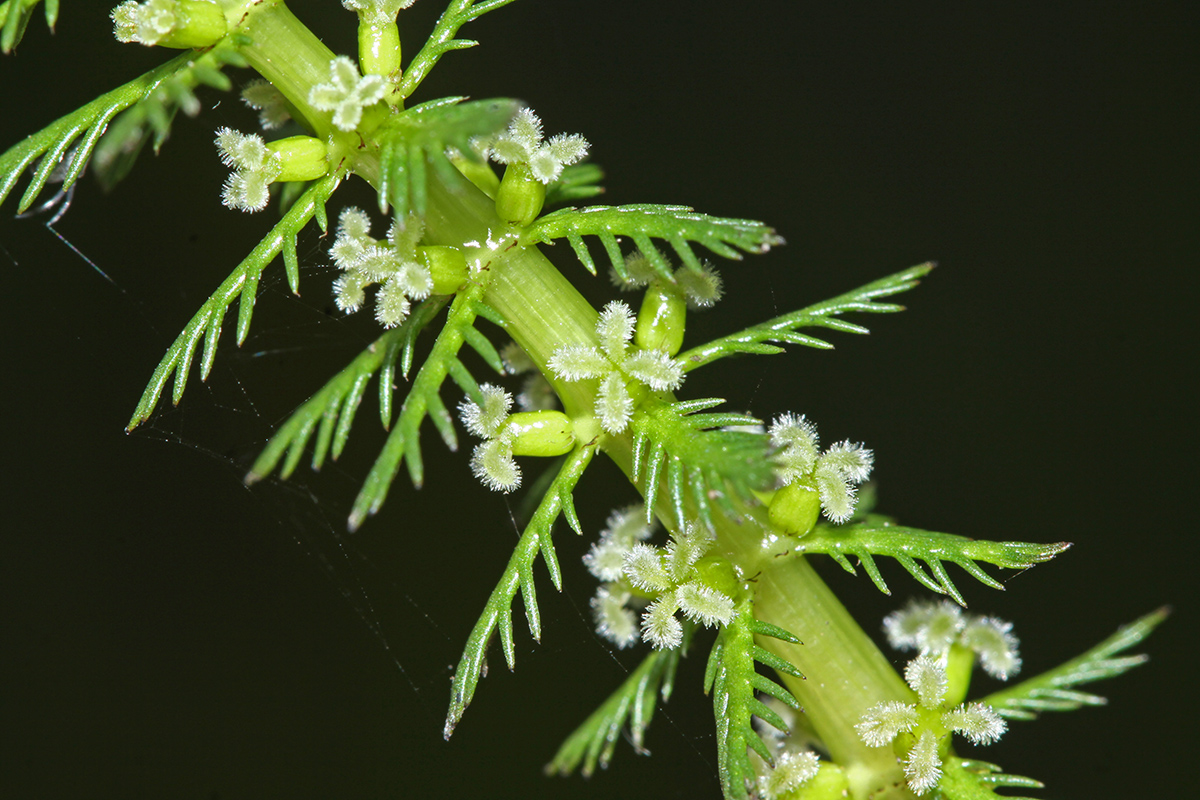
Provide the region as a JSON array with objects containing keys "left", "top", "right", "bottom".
[{"left": 232, "top": 2, "right": 338, "bottom": 139}]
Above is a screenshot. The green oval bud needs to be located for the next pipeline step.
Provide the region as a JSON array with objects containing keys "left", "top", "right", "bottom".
[
  {"left": 768, "top": 477, "right": 821, "bottom": 536},
  {"left": 795, "top": 763, "right": 851, "bottom": 800},
  {"left": 266, "top": 136, "right": 329, "bottom": 182},
  {"left": 359, "top": 22, "right": 402, "bottom": 82},
  {"left": 495, "top": 163, "right": 545, "bottom": 226},
  {"left": 419, "top": 246, "right": 469, "bottom": 295},
  {"left": 505, "top": 411, "right": 574, "bottom": 457},
  {"left": 162, "top": 1, "right": 228, "bottom": 49},
  {"left": 635, "top": 283, "right": 687, "bottom": 355},
  {"left": 943, "top": 643, "right": 975, "bottom": 707},
  {"left": 691, "top": 555, "right": 738, "bottom": 599}
]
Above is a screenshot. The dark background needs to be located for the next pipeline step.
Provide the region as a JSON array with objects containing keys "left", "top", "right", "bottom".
[{"left": 2, "top": 1, "right": 1195, "bottom": 798}]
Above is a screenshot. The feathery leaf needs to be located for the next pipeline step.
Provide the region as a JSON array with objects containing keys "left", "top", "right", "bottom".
[
  {"left": 127, "top": 173, "right": 342, "bottom": 431},
  {"left": 397, "top": 0, "right": 519, "bottom": 100},
  {"left": 678, "top": 262, "right": 934, "bottom": 372},
  {"left": 543, "top": 162, "right": 604, "bottom": 207},
  {"left": 981, "top": 608, "right": 1167, "bottom": 720},
  {"left": 245, "top": 296, "right": 450, "bottom": 484},
  {"left": 1, "top": 51, "right": 201, "bottom": 213},
  {"left": 521, "top": 204, "right": 783, "bottom": 280},
  {"left": 631, "top": 399, "right": 773, "bottom": 532},
  {"left": 547, "top": 635, "right": 685, "bottom": 777},
  {"left": 374, "top": 97, "right": 519, "bottom": 217},
  {"left": 0, "top": 0, "right": 56, "bottom": 53},
  {"left": 445, "top": 442, "right": 595, "bottom": 738},
  {"left": 705, "top": 597, "right": 802, "bottom": 800},
  {"left": 793, "top": 517, "right": 1071, "bottom": 606},
  {"left": 348, "top": 282, "right": 504, "bottom": 530},
  {"left": 936, "top": 758, "right": 1044, "bottom": 800}
]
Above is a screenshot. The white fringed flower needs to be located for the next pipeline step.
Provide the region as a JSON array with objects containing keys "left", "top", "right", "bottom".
[
  {"left": 884, "top": 599, "right": 1022, "bottom": 680},
  {"left": 769, "top": 413, "right": 873, "bottom": 523},
  {"left": 459, "top": 385, "right": 520, "bottom": 492},
  {"left": 112, "top": 0, "right": 179, "bottom": 45},
  {"left": 341, "top": 0, "right": 416, "bottom": 23},
  {"left": 583, "top": 506, "right": 655, "bottom": 582},
  {"left": 308, "top": 55, "right": 386, "bottom": 131},
  {"left": 329, "top": 207, "right": 432, "bottom": 327},
  {"left": 756, "top": 750, "right": 821, "bottom": 800},
  {"left": 590, "top": 585, "right": 639, "bottom": 649},
  {"left": 857, "top": 655, "right": 1007, "bottom": 796},
  {"left": 620, "top": 523, "right": 735, "bottom": 650},
  {"left": 241, "top": 79, "right": 292, "bottom": 130},
  {"left": 613, "top": 251, "right": 725, "bottom": 310},
  {"left": 548, "top": 301, "right": 683, "bottom": 434},
  {"left": 479, "top": 107, "right": 589, "bottom": 184},
  {"left": 215, "top": 128, "right": 283, "bottom": 212}
]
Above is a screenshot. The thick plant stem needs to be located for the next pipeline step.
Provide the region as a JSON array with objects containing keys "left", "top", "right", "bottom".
[{"left": 232, "top": 2, "right": 339, "bottom": 138}]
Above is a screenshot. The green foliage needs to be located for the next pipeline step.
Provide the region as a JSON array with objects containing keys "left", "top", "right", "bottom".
[
  {"left": 374, "top": 97, "right": 519, "bottom": 217},
  {"left": 678, "top": 262, "right": 934, "bottom": 372},
  {"left": 92, "top": 43, "right": 248, "bottom": 191},
  {"left": 793, "top": 517, "right": 1071, "bottom": 606},
  {"left": 1, "top": 51, "right": 191, "bottom": 213},
  {"left": 245, "top": 297, "right": 450, "bottom": 483},
  {"left": 396, "top": 0, "right": 519, "bottom": 100},
  {"left": 0, "top": 0, "right": 56, "bottom": 53},
  {"left": 348, "top": 282, "right": 506, "bottom": 529},
  {"left": 444, "top": 443, "right": 595, "bottom": 738},
  {"left": 632, "top": 399, "right": 775, "bottom": 532},
  {"left": 981, "top": 607, "right": 1168, "bottom": 720},
  {"left": 547, "top": 631, "right": 687, "bottom": 777},
  {"left": 544, "top": 162, "right": 604, "bottom": 207},
  {"left": 704, "top": 599, "right": 803, "bottom": 800},
  {"left": 127, "top": 173, "right": 343, "bottom": 431},
  {"left": 521, "top": 204, "right": 784, "bottom": 281},
  {"left": 935, "top": 758, "right": 1044, "bottom": 800}
]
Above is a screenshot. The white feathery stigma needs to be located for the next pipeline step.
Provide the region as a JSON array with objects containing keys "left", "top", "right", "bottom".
[{"left": 548, "top": 300, "right": 683, "bottom": 434}]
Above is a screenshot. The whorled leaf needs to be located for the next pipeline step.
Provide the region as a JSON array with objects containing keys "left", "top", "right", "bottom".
[
  {"left": 445, "top": 442, "right": 595, "bottom": 738},
  {"left": 522, "top": 203, "right": 784, "bottom": 282},
  {"left": 127, "top": 173, "right": 342, "bottom": 430},
  {"left": 678, "top": 262, "right": 934, "bottom": 372},
  {"left": 981, "top": 607, "right": 1168, "bottom": 720},
  {"left": 793, "top": 517, "right": 1071, "bottom": 606}
]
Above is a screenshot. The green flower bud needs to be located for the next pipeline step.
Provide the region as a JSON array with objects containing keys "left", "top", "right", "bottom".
[
  {"left": 266, "top": 136, "right": 329, "bottom": 182},
  {"left": 768, "top": 477, "right": 821, "bottom": 536},
  {"left": 112, "top": 0, "right": 227, "bottom": 50},
  {"left": 418, "top": 246, "right": 468, "bottom": 295},
  {"left": 358, "top": 21, "right": 402, "bottom": 81},
  {"left": 635, "top": 282, "right": 687, "bottom": 355},
  {"left": 505, "top": 411, "right": 574, "bottom": 457},
  {"left": 690, "top": 555, "right": 739, "bottom": 599},
  {"left": 495, "top": 163, "right": 545, "bottom": 226}
]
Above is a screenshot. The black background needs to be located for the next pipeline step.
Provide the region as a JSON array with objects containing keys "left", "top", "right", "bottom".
[{"left": 2, "top": 1, "right": 1195, "bottom": 798}]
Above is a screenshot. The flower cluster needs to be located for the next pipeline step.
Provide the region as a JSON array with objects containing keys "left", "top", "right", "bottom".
[
  {"left": 308, "top": 56, "right": 386, "bottom": 131},
  {"left": 461, "top": 384, "right": 520, "bottom": 492},
  {"left": 768, "top": 413, "right": 873, "bottom": 526},
  {"left": 584, "top": 506, "right": 656, "bottom": 648},
  {"left": 884, "top": 598, "right": 1022, "bottom": 680},
  {"left": 756, "top": 750, "right": 821, "bottom": 800},
  {"left": 329, "top": 206, "right": 432, "bottom": 327},
  {"left": 548, "top": 301, "right": 683, "bottom": 434},
  {"left": 111, "top": 0, "right": 225, "bottom": 49},
  {"left": 341, "top": 0, "right": 416, "bottom": 23},
  {"left": 479, "top": 108, "right": 589, "bottom": 185},
  {"left": 215, "top": 128, "right": 283, "bottom": 213},
  {"left": 241, "top": 79, "right": 292, "bottom": 131},
  {"left": 459, "top": 384, "right": 575, "bottom": 492},
  {"left": 856, "top": 655, "right": 1007, "bottom": 795},
  {"left": 623, "top": 523, "right": 736, "bottom": 649},
  {"left": 613, "top": 251, "right": 724, "bottom": 310}
]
